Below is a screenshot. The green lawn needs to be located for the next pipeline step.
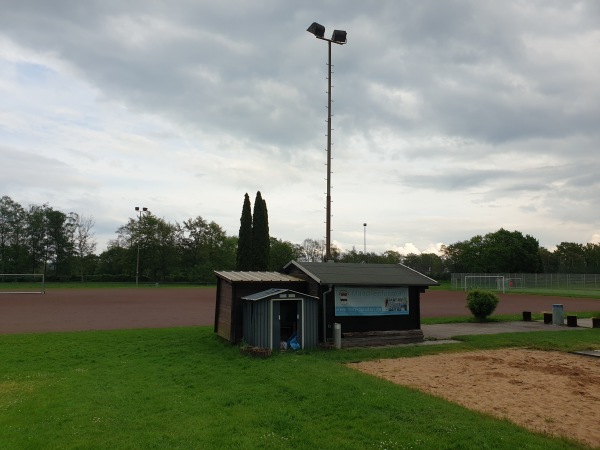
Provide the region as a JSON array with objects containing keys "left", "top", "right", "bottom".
[
  {"left": 2, "top": 327, "right": 598, "bottom": 449},
  {"left": 436, "top": 279, "right": 600, "bottom": 297},
  {"left": 422, "top": 311, "right": 600, "bottom": 325},
  {"left": 508, "top": 288, "right": 600, "bottom": 298}
]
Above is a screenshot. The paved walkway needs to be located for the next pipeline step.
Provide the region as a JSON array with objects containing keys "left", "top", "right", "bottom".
[{"left": 422, "top": 318, "right": 595, "bottom": 340}]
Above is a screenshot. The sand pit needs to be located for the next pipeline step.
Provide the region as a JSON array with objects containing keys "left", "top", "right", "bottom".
[{"left": 350, "top": 349, "right": 600, "bottom": 447}]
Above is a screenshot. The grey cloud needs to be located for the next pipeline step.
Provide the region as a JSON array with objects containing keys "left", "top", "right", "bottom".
[
  {"left": 3, "top": 0, "right": 598, "bottom": 151},
  {"left": 1, "top": 1, "right": 599, "bottom": 252},
  {"left": 402, "top": 168, "right": 509, "bottom": 191}
]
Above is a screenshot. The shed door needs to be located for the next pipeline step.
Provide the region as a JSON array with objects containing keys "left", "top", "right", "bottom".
[{"left": 272, "top": 300, "right": 301, "bottom": 350}]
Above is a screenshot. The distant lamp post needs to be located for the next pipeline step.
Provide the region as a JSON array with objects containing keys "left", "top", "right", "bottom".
[
  {"left": 135, "top": 206, "right": 148, "bottom": 285},
  {"left": 363, "top": 223, "right": 367, "bottom": 262},
  {"left": 307, "top": 22, "right": 347, "bottom": 262}
]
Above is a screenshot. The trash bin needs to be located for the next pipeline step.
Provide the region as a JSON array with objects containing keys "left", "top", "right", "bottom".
[
  {"left": 552, "top": 304, "right": 564, "bottom": 326},
  {"left": 333, "top": 323, "right": 341, "bottom": 349}
]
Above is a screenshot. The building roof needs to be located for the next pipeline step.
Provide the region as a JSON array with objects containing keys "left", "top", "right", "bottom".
[
  {"left": 214, "top": 271, "right": 304, "bottom": 283},
  {"left": 242, "top": 288, "right": 318, "bottom": 301},
  {"left": 283, "top": 261, "right": 439, "bottom": 287}
]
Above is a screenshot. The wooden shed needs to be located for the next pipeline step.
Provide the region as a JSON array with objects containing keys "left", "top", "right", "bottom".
[
  {"left": 283, "top": 261, "right": 438, "bottom": 346},
  {"left": 214, "top": 271, "right": 306, "bottom": 343},
  {"left": 241, "top": 288, "right": 319, "bottom": 350}
]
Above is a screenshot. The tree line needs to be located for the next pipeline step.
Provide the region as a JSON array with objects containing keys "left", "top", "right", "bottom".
[
  {"left": 2, "top": 194, "right": 600, "bottom": 283},
  {"left": 0, "top": 196, "right": 96, "bottom": 281},
  {"left": 440, "top": 228, "right": 600, "bottom": 275}
]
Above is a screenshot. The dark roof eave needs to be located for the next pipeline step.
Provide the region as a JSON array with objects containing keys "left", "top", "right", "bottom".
[
  {"left": 284, "top": 260, "right": 439, "bottom": 287},
  {"left": 283, "top": 260, "right": 323, "bottom": 284},
  {"left": 338, "top": 282, "right": 439, "bottom": 286}
]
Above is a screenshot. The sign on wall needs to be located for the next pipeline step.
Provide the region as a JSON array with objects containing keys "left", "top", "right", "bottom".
[{"left": 335, "top": 286, "right": 409, "bottom": 316}]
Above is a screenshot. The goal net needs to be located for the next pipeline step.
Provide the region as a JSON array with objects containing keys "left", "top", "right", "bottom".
[
  {"left": 463, "top": 275, "right": 505, "bottom": 293},
  {"left": 0, "top": 274, "right": 45, "bottom": 294}
]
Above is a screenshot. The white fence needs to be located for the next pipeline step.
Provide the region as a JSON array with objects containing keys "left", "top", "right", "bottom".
[{"left": 452, "top": 273, "right": 600, "bottom": 291}]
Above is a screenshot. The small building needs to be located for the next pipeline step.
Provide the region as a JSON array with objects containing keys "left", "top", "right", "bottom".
[
  {"left": 214, "top": 261, "right": 438, "bottom": 348},
  {"left": 214, "top": 271, "right": 305, "bottom": 343},
  {"left": 242, "top": 288, "right": 319, "bottom": 350},
  {"left": 283, "top": 261, "right": 438, "bottom": 346}
]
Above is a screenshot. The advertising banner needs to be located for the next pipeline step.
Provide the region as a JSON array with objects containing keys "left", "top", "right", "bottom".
[{"left": 335, "top": 286, "right": 409, "bottom": 316}]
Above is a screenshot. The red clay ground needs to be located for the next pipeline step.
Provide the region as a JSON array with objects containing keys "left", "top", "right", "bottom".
[
  {"left": 0, "top": 287, "right": 216, "bottom": 334},
  {"left": 1, "top": 287, "right": 599, "bottom": 334}
]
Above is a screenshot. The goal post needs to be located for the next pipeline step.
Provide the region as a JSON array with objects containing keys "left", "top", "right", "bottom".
[
  {"left": 463, "top": 275, "right": 505, "bottom": 293},
  {"left": 0, "top": 274, "right": 45, "bottom": 294}
]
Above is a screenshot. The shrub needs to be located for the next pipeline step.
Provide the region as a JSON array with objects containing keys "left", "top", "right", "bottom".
[{"left": 466, "top": 290, "right": 499, "bottom": 320}]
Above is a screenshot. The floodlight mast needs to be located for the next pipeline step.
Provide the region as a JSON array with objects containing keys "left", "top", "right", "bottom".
[
  {"left": 307, "top": 22, "right": 347, "bottom": 262},
  {"left": 135, "top": 206, "right": 148, "bottom": 285}
]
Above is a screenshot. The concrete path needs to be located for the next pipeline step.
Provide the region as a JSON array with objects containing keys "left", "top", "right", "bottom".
[{"left": 422, "top": 318, "right": 595, "bottom": 340}]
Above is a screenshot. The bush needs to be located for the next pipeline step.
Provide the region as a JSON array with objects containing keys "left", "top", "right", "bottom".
[{"left": 466, "top": 290, "right": 499, "bottom": 320}]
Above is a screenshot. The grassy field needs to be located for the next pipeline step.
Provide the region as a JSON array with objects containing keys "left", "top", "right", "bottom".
[
  {"left": 508, "top": 288, "right": 600, "bottom": 298},
  {"left": 421, "top": 311, "right": 600, "bottom": 325},
  {"left": 435, "top": 279, "right": 600, "bottom": 298},
  {"left": 2, "top": 327, "right": 598, "bottom": 449}
]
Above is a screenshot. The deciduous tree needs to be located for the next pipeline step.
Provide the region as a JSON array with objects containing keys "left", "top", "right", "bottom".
[
  {"left": 441, "top": 229, "right": 541, "bottom": 273},
  {"left": 269, "top": 237, "right": 302, "bottom": 271},
  {"left": 300, "top": 238, "right": 324, "bottom": 262},
  {"left": 68, "top": 213, "right": 97, "bottom": 281}
]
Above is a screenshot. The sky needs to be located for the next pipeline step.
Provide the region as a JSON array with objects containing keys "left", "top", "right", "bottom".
[{"left": 1, "top": 0, "right": 599, "bottom": 256}]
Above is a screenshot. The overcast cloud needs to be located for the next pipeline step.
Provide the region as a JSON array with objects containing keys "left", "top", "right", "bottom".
[{"left": 1, "top": 0, "right": 599, "bottom": 255}]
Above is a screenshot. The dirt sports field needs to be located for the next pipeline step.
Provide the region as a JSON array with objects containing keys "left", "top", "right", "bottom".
[
  {"left": 1, "top": 287, "right": 599, "bottom": 446},
  {"left": 2, "top": 287, "right": 600, "bottom": 334}
]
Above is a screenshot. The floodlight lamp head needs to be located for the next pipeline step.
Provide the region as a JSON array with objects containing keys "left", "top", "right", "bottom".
[
  {"left": 307, "top": 22, "right": 325, "bottom": 38},
  {"left": 135, "top": 207, "right": 140, "bottom": 211},
  {"left": 143, "top": 207, "right": 148, "bottom": 212},
  {"left": 331, "top": 30, "right": 347, "bottom": 44}
]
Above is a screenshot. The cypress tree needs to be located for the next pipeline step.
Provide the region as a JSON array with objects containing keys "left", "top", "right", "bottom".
[
  {"left": 251, "top": 191, "right": 270, "bottom": 271},
  {"left": 236, "top": 193, "right": 253, "bottom": 270}
]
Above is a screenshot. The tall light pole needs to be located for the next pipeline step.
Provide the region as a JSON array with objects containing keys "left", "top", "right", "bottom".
[
  {"left": 363, "top": 223, "right": 367, "bottom": 261},
  {"left": 307, "top": 22, "right": 347, "bottom": 262},
  {"left": 135, "top": 206, "right": 148, "bottom": 285}
]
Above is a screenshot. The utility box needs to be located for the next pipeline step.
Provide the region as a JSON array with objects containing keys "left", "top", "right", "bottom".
[
  {"left": 333, "top": 323, "right": 341, "bottom": 349},
  {"left": 552, "top": 304, "right": 564, "bottom": 326}
]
